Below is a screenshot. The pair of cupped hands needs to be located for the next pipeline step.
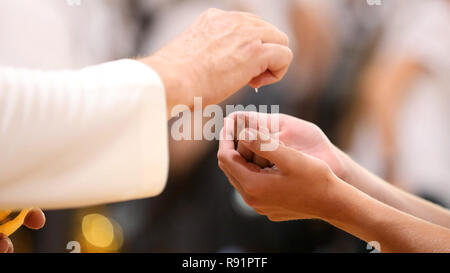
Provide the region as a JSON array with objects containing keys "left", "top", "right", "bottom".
[{"left": 218, "top": 112, "right": 351, "bottom": 222}]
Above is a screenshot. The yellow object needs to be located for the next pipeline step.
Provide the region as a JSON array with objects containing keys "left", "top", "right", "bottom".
[
  {"left": 0, "top": 209, "right": 30, "bottom": 236},
  {"left": 81, "top": 214, "right": 114, "bottom": 248}
]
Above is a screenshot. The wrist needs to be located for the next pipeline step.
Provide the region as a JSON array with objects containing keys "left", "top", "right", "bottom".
[
  {"left": 139, "top": 55, "right": 190, "bottom": 113},
  {"left": 315, "top": 173, "right": 351, "bottom": 221},
  {"left": 320, "top": 179, "right": 395, "bottom": 249},
  {"left": 331, "top": 145, "right": 354, "bottom": 184},
  {"left": 319, "top": 172, "right": 381, "bottom": 224}
]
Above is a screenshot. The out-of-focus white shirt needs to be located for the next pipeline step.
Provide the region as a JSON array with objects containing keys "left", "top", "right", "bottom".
[
  {"left": 379, "top": 0, "right": 450, "bottom": 79},
  {"left": 0, "top": 0, "right": 137, "bottom": 69}
]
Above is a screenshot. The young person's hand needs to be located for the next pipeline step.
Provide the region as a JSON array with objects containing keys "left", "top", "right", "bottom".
[
  {"left": 218, "top": 116, "right": 344, "bottom": 221},
  {"left": 218, "top": 113, "right": 450, "bottom": 252},
  {"left": 229, "top": 112, "right": 349, "bottom": 180}
]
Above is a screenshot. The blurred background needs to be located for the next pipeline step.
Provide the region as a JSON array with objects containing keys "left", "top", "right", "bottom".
[{"left": 2, "top": 0, "right": 450, "bottom": 253}]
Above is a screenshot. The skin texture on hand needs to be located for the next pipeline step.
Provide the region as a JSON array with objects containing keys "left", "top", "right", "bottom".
[
  {"left": 229, "top": 112, "right": 348, "bottom": 180},
  {"left": 0, "top": 209, "right": 45, "bottom": 253},
  {"left": 141, "top": 9, "right": 293, "bottom": 116},
  {"left": 218, "top": 115, "right": 341, "bottom": 221}
]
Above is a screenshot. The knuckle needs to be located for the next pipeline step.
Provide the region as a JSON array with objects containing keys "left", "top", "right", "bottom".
[
  {"left": 248, "top": 40, "right": 263, "bottom": 53},
  {"left": 203, "top": 8, "right": 222, "bottom": 20},
  {"left": 229, "top": 12, "right": 246, "bottom": 22},
  {"left": 206, "top": 8, "right": 220, "bottom": 15}
]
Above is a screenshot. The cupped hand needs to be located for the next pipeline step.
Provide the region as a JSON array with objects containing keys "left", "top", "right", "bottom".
[
  {"left": 142, "top": 9, "right": 293, "bottom": 112},
  {"left": 218, "top": 120, "right": 342, "bottom": 221},
  {"left": 229, "top": 112, "right": 348, "bottom": 180},
  {"left": 0, "top": 208, "right": 45, "bottom": 253}
]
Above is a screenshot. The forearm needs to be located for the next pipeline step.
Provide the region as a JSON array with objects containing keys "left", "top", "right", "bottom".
[
  {"left": 344, "top": 58, "right": 450, "bottom": 228},
  {"left": 339, "top": 149, "right": 450, "bottom": 229},
  {"left": 325, "top": 179, "right": 450, "bottom": 253}
]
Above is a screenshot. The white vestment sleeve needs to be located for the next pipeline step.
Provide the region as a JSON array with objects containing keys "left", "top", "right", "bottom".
[{"left": 0, "top": 59, "right": 169, "bottom": 210}]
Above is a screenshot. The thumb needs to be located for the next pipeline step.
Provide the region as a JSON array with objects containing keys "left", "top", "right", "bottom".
[
  {"left": 239, "top": 128, "right": 298, "bottom": 172},
  {"left": 24, "top": 208, "right": 46, "bottom": 230}
]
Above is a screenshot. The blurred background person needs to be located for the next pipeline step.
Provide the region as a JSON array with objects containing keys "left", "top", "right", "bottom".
[{"left": 347, "top": 0, "right": 450, "bottom": 209}]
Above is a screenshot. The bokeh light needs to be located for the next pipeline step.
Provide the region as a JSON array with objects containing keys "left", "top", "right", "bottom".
[{"left": 81, "top": 214, "right": 114, "bottom": 248}]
